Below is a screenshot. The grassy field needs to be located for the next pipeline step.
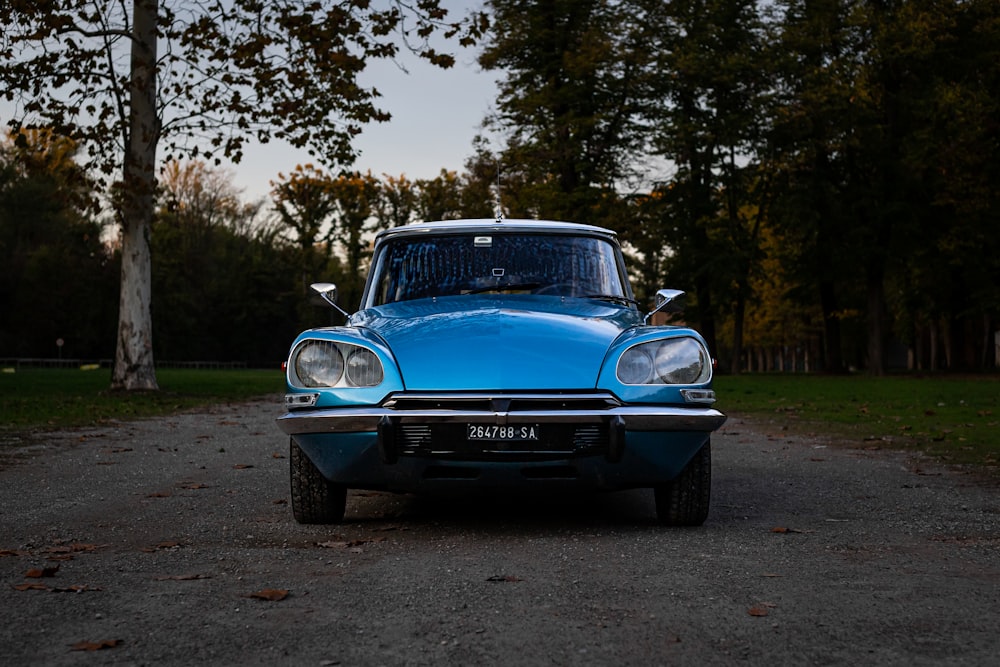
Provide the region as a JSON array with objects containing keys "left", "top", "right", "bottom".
[
  {"left": 2, "top": 367, "right": 998, "bottom": 471},
  {"left": 0, "top": 367, "right": 284, "bottom": 432},
  {"left": 714, "top": 373, "right": 1000, "bottom": 469}
]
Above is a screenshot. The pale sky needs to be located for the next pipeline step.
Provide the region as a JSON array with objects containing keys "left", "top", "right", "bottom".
[
  {"left": 1, "top": 3, "right": 501, "bottom": 205},
  {"left": 233, "top": 15, "right": 501, "bottom": 201}
]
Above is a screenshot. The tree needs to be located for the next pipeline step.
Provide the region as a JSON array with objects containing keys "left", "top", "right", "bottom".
[
  {"left": 328, "top": 170, "right": 382, "bottom": 310},
  {"left": 152, "top": 160, "right": 300, "bottom": 363},
  {"left": 0, "top": 0, "right": 487, "bottom": 389},
  {"left": 376, "top": 174, "right": 419, "bottom": 228},
  {"left": 0, "top": 129, "right": 116, "bottom": 359},
  {"left": 479, "top": 0, "right": 652, "bottom": 223},
  {"left": 641, "top": 0, "right": 770, "bottom": 360}
]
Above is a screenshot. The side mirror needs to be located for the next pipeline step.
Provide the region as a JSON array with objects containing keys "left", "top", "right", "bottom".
[
  {"left": 310, "top": 282, "right": 350, "bottom": 318},
  {"left": 643, "top": 289, "right": 686, "bottom": 325}
]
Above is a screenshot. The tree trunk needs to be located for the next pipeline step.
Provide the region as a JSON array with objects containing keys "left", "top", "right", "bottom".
[
  {"left": 111, "top": 0, "right": 159, "bottom": 391},
  {"left": 819, "top": 280, "right": 844, "bottom": 373},
  {"left": 866, "top": 269, "right": 888, "bottom": 376},
  {"left": 729, "top": 283, "right": 746, "bottom": 375}
]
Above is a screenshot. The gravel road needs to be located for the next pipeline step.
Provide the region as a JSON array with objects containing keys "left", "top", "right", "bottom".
[{"left": 1, "top": 396, "right": 999, "bottom": 666}]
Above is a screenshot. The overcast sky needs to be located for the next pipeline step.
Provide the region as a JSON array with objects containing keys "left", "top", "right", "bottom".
[
  {"left": 233, "top": 16, "right": 501, "bottom": 201},
  {"left": 0, "top": 2, "right": 500, "bottom": 203}
]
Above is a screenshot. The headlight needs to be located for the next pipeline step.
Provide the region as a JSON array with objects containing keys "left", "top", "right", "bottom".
[
  {"left": 616, "top": 337, "right": 711, "bottom": 385},
  {"left": 291, "top": 340, "right": 384, "bottom": 388},
  {"left": 345, "top": 347, "right": 384, "bottom": 387},
  {"left": 294, "top": 341, "right": 344, "bottom": 387},
  {"left": 617, "top": 345, "right": 654, "bottom": 384}
]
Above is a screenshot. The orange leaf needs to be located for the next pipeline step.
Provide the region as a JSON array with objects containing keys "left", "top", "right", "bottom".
[
  {"left": 247, "top": 588, "right": 288, "bottom": 601},
  {"left": 71, "top": 639, "right": 122, "bottom": 651},
  {"left": 13, "top": 583, "right": 50, "bottom": 591},
  {"left": 25, "top": 565, "right": 59, "bottom": 578},
  {"left": 748, "top": 605, "right": 770, "bottom": 617}
]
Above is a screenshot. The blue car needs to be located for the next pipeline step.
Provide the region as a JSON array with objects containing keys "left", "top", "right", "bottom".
[{"left": 277, "top": 219, "right": 725, "bottom": 525}]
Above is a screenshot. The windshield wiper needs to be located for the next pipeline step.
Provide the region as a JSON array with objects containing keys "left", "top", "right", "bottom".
[
  {"left": 585, "top": 294, "right": 639, "bottom": 306},
  {"left": 467, "top": 282, "right": 541, "bottom": 295}
]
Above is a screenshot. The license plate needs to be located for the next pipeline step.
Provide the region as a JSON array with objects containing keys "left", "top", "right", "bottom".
[{"left": 467, "top": 424, "right": 540, "bottom": 441}]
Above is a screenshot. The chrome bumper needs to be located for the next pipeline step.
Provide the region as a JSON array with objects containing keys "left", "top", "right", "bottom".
[{"left": 276, "top": 399, "right": 726, "bottom": 436}]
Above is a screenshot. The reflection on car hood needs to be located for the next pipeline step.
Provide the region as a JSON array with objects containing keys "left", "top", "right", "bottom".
[{"left": 350, "top": 295, "right": 641, "bottom": 391}]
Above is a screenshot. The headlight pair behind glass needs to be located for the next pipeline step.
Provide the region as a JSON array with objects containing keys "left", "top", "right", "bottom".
[
  {"left": 292, "top": 340, "right": 384, "bottom": 388},
  {"left": 616, "top": 337, "right": 711, "bottom": 385}
]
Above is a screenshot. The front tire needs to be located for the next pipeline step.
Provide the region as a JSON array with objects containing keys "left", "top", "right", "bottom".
[
  {"left": 654, "top": 440, "right": 711, "bottom": 526},
  {"left": 290, "top": 439, "right": 347, "bottom": 524}
]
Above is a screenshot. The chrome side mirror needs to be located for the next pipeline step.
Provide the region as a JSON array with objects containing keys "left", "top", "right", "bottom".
[
  {"left": 643, "top": 289, "right": 686, "bottom": 325},
  {"left": 310, "top": 282, "right": 350, "bottom": 318}
]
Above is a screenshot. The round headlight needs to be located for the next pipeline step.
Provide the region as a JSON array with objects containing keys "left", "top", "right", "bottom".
[
  {"left": 654, "top": 338, "right": 708, "bottom": 384},
  {"left": 617, "top": 345, "right": 654, "bottom": 384},
  {"left": 345, "top": 347, "right": 384, "bottom": 387},
  {"left": 294, "top": 341, "right": 344, "bottom": 387}
]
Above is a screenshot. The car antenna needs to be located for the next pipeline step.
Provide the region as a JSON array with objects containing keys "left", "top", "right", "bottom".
[{"left": 494, "top": 161, "right": 504, "bottom": 223}]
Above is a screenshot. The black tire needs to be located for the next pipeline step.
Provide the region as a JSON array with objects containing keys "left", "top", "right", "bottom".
[
  {"left": 289, "top": 439, "right": 347, "bottom": 524},
  {"left": 654, "top": 439, "right": 711, "bottom": 526}
]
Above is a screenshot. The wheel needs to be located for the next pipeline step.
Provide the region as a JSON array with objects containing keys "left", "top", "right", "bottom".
[
  {"left": 289, "top": 439, "right": 347, "bottom": 524},
  {"left": 654, "top": 439, "right": 711, "bottom": 526}
]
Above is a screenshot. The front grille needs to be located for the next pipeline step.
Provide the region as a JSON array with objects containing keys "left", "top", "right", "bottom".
[
  {"left": 383, "top": 392, "right": 621, "bottom": 413},
  {"left": 381, "top": 392, "right": 620, "bottom": 462}
]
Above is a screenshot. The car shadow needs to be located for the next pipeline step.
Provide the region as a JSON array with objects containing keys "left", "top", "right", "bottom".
[{"left": 343, "top": 487, "right": 665, "bottom": 533}]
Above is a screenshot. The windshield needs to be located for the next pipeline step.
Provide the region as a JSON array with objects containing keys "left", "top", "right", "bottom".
[{"left": 368, "top": 233, "right": 628, "bottom": 306}]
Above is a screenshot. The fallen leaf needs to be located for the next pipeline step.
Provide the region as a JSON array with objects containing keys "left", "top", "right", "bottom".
[
  {"left": 748, "top": 604, "right": 770, "bottom": 617},
  {"left": 233, "top": 464, "right": 254, "bottom": 469},
  {"left": 770, "top": 527, "right": 802, "bottom": 534},
  {"left": 44, "top": 543, "right": 101, "bottom": 555},
  {"left": 13, "top": 583, "right": 50, "bottom": 591},
  {"left": 25, "top": 565, "right": 59, "bottom": 578},
  {"left": 153, "top": 573, "right": 211, "bottom": 581},
  {"left": 0, "top": 549, "right": 29, "bottom": 557},
  {"left": 317, "top": 541, "right": 349, "bottom": 549},
  {"left": 272, "top": 452, "right": 286, "bottom": 459},
  {"left": 272, "top": 499, "right": 288, "bottom": 505},
  {"left": 179, "top": 483, "right": 210, "bottom": 490},
  {"left": 247, "top": 588, "right": 289, "bottom": 601},
  {"left": 146, "top": 491, "right": 172, "bottom": 498},
  {"left": 70, "top": 639, "right": 122, "bottom": 651},
  {"left": 486, "top": 575, "right": 522, "bottom": 583}
]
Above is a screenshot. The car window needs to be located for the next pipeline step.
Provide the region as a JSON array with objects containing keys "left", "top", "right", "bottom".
[{"left": 370, "top": 234, "right": 627, "bottom": 305}]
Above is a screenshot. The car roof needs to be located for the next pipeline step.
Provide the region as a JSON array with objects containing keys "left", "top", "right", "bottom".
[{"left": 373, "top": 219, "right": 619, "bottom": 245}]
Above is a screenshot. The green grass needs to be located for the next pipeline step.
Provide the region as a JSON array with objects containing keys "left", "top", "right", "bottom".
[
  {"left": 714, "top": 374, "right": 1000, "bottom": 469},
  {"left": 3, "top": 367, "right": 999, "bottom": 472},
  {"left": 0, "top": 366, "right": 284, "bottom": 432}
]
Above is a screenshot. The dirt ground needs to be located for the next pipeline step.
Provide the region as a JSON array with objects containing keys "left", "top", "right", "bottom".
[{"left": 1, "top": 396, "right": 999, "bottom": 666}]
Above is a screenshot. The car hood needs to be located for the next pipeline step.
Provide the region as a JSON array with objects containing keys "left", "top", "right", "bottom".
[{"left": 350, "top": 296, "right": 641, "bottom": 391}]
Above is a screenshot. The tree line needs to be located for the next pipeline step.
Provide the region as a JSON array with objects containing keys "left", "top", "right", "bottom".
[{"left": 2, "top": 0, "right": 998, "bottom": 375}]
